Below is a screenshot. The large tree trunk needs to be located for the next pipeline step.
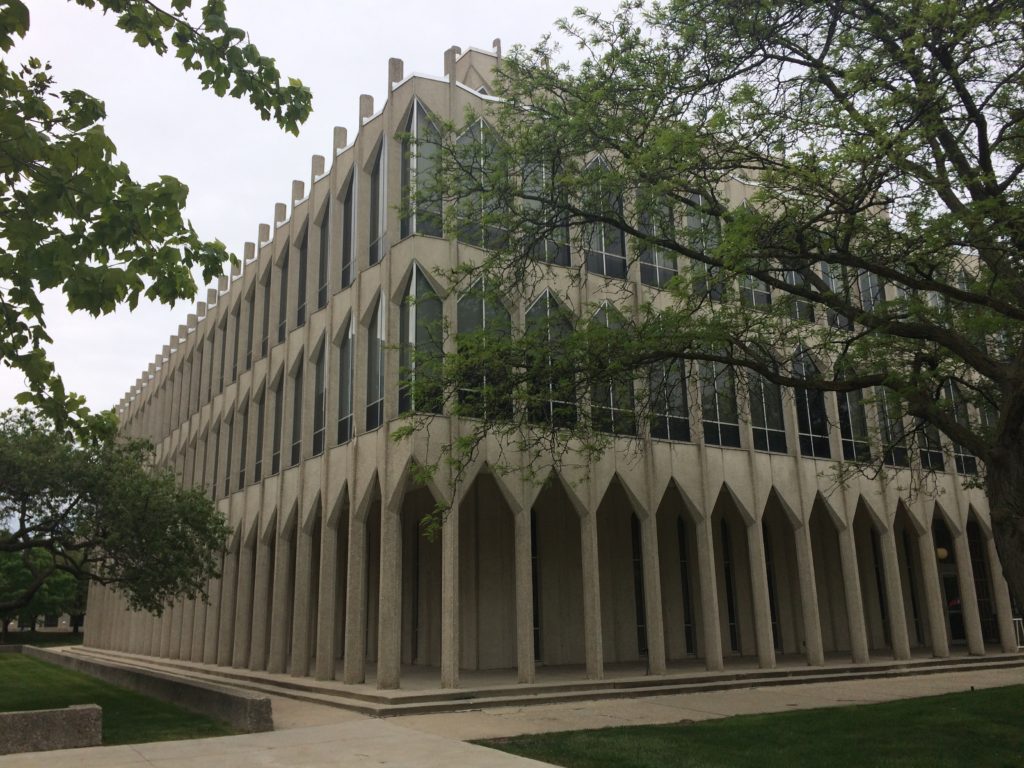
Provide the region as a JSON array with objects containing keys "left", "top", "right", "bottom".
[{"left": 986, "top": 441, "right": 1024, "bottom": 614}]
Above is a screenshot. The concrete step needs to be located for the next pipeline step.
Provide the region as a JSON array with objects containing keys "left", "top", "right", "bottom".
[{"left": 64, "top": 646, "right": 1024, "bottom": 718}]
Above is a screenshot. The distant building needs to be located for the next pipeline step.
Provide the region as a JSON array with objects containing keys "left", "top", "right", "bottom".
[{"left": 86, "top": 43, "right": 1018, "bottom": 690}]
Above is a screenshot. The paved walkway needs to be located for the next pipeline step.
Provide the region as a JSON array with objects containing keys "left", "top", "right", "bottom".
[{"left": 2, "top": 666, "right": 1022, "bottom": 766}]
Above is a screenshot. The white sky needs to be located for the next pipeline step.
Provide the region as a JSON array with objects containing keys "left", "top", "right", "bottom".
[{"left": 3, "top": 0, "right": 620, "bottom": 413}]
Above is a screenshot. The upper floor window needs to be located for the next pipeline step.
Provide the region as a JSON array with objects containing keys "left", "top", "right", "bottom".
[
  {"left": 290, "top": 359, "right": 303, "bottom": 467},
  {"left": 366, "top": 296, "right": 385, "bottom": 430},
  {"left": 296, "top": 230, "right": 308, "bottom": 327},
  {"left": 337, "top": 319, "right": 354, "bottom": 444},
  {"left": 837, "top": 388, "right": 871, "bottom": 461},
  {"left": 217, "top": 321, "right": 227, "bottom": 393},
  {"left": 456, "top": 281, "right": 512, "bottom": 419},
  {"left": 784, "top": 269, "right": 815, "bottom": 322},
  {"left": 455, "top": 119, "right": 506, "bottom": 250},
  {"left": 918, "top": 419, "right": 945, "bottom": 471},
  {"left": 222, "top": 415, "right": 233, "bottom": 498},
  {"left": 876, "top": 386, "right": 909, "bottom": 467},
  {"left": 739, "top": 276, "right": 771, "bottom": 308},
  {"left": 401, "top": 100, "right": 443, "bottom": 239},
  {"left": 253, "top": 389, "right": 265, "bottom": 482},
  {"left": 526, "top": 291, "right": 576, "bottom": 428},
  {"left": 312, "top": 343, "right": 326, "bottom": 456},
  {"left": 271, "top": 375, "right": 283, "bottom": 475},
  {"left": 699, "top": 358, "right": 740, "bottom": 448},
  {"left": 260, "top": 275, "right": 271, "bottom": 357},
  {"left": 317, "top": 203, "right": 330, "bottom": 310},
  {"left": 245, "top": 287, "right": 255, "bottom": 371},
  {"left": 277, "top": 250, "right": 289, "bottom": 343},
  {"left": 583, "top": 159, "right": 627, "bottom": 279},
  {"left": 399, "top": 266, "right": 443, "bottom": 415},
  {"left": 523, "top": 162, "right": 570, "bottom": 266},
  {"left": 749, "top": 372, "right": 787, "bottom": 453},
  {"left": 793, "top": 350, "right": 831, "bottom": 458},
  {"left": 944, "top": 380, "right": 977, "bottom": 475},
  {"left": 858, "top": 270, "right": 885, "bottom": 313},
  {"left": 340, "top": 173, "right": 355, "bottom": 288},
  {"left": 638, "top": 206, "right": 677, "bottom": 288},
  {"left": 237, "top": 399, "right": 249, "bottom": 491},
  {"left": 649, "top": 359, "right": 690, "bottom": 442},
  {"left": 591, "top": 305, "right": 635, "bottom": 435},
  {"left": 369, "top": 141, "right": 386, "bottom": 266},
  {"left": 820, "top": 262, "right": 853, "bottom": 330},
  {"left": 231, "top": 303, "right": 241, "bottom": 383}
]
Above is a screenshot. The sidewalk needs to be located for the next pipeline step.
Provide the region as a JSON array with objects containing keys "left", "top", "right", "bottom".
[{"left": 2, "top": 665, "right": 1022, "bottom": 767}]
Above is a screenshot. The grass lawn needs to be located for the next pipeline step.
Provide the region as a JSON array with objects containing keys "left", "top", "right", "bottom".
[
  {"left": 1, "top": 630, "right": 84, "bottom": 646},
  {"left": 1, "top": 654, "right": 236, "bottom": 745},
  {"left": 481, "top": 685, "right": 1024, "bottom": 768}
]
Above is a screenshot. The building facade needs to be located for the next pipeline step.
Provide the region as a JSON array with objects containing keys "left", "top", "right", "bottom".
[{"left": 85, "top": 44, "right": 1019, "bottom": 691}]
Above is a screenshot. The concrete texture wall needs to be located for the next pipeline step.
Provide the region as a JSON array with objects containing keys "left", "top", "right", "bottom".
[{"left": 0, "top": 704, "right": 101, "bottom": 755}]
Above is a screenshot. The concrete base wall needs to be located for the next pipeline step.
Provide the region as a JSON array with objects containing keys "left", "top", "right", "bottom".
[
  {"left": 0, "top": 704, "right": 101, "bottom": 755},
  {"left": 22, "top": 646, "right": 272, "bottom": 733}
]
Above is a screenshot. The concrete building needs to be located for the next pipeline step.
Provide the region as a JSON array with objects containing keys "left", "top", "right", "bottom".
[{"left": 85, "top": 43, "right": 1019, "bottom": 691}]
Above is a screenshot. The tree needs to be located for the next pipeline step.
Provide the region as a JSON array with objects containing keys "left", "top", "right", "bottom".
[
  {"left": 0, "top": 409, "right": 230, "bottom": 615},
  {"left": 419, "top": 1, "right": 1024, "bottom": 602},
  {"left": 0, "top": 548, "right": 79, "bottom": 639},
  {"left": 0, "top": 0, "right": 312, "bottom": 430}
]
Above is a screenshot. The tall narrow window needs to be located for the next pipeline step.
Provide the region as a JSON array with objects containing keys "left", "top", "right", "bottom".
[
  {"left": 838, "top": 389, "right": 871, "bottom": 461},
  {"left": 312, "top": 344, "right": 326, "bottom": 456},
  {"left": 876, "top": 387, "right": 909, "bottom": 467},
  {"left": 366, "top": 297, "right": 385, "bottom": 430},
  {"left": 231, "top": 303, "right": 240, "bottom": 383},
  {"left": 296, "top": 231, "right": 308, "bottom": 327},
  {"left": 630, "top": 515, "right": 648, "bottom": 656},
  {"left": 222, "top": 417, "right": 233, "bottom": 497},
  {"left": 858, "top": 270, "right": 885, "bottom": 312},
  {"left": 456, "top": 281, "right": 512, "bottom": 419},
  {"left": 368, "top": 142, "right": 385, "bottom": 266},
  {"left": 401, "top": 100, "right": 442, "bottom": 238},
  {"left": 649, "top": 359, "right": 690, "bottom": 441},
  {"left": 399, "top": 266, "right": 443, "bottom": 414},
  {"left": 317, "top": 203, "right": 330, "bottom": 310},
  {"left": 340, "top": 173, "right": 354, "bottom": 288},
  {"left": 261, "top": 275, "right": 271, "bottom": 357},
  {"left": 700, "top": 359, "right": 740, "bottom": 447},
  {"left": 237, "top": 400, "right": 249, "bottom": 491},
  {"left": 821, "top": 262, "right": 853, "bottom": 330},
  {"left": 277, "top": 250, "right": 289, "bottom": 343},
  {"left": 945, "top": 380, "right": 977, "bottom": 475},
  {"left": 749, "top": 373, "right": 787, "bottom": 453},
  {"left": 218, "top": 319, "right": 227, "bottom": 393},
  {"left": 209, "top": 427, "right": 220, "bottom": 499},
  {"left": 784, "top": 269, "right": 815, "bottom": 322},
  {"left": 676, "top": 518, "right": 696, "bottom": 654},
  {"left": 245, "top": 288, "right": 255, "bottom": 371},
  {"left": 721, "top": 518, "right": 739, "bottom": 652},
  {"left": 583, "top": 159, "right": 627, "bottom": 279},
  {"left": 290, "top": 360, "right": 303, "bottom": 467},
  {"left": 591, "top": 305, "right": 634, "bottom": 435},
  {"left": 793, "top": 350, "right": 832, "bottom": 458},
  {"left": 455, "top": 119, "right": 506, "bottom": 249},
  {"left": 523, "top": 163, "right": 570, "bottom": 265},
  {"left": 253, "top": 390, "right": 265, "bottom": 482},
  {"left": 526, "top": 292, "right": 576, "bottom": 428},
  {"left": 688, "top": 195, "right": 724, "bottom": 300},
  {"left": 739, "top": 276, "right": 772, "bottom": 307},
  {"left": 271, "top": 378, "right": 283, "bottom": 475},
  {"left": 638, "top": 206, "right": 677, "bottom": 288},
  {"left": 337, "top": 320, "right": 354, "bottom": 443},
  {"left": 918, "top": 419, "right": 945, "bottom": 470}
]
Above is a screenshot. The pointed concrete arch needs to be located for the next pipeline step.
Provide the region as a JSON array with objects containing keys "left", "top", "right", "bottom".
[
  {"left": 353, "top": 469, "right": 381, "bottom": 524},
  {"left": 326, "top": 480, "right": 350, "bottom": 530},
  {"left": 933, "top": 499, "right": 963, "bottom": 535},
  {"left": 713, "top": 482, "right": 756, "bottom": 527},
  {"left": 456, "top": 461, "right": 522, "bottom": 515}
]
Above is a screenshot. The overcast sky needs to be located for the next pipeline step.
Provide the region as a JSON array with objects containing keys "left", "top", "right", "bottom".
[{"left": 3, "top": 0, "right": 621, "bottom": 413}]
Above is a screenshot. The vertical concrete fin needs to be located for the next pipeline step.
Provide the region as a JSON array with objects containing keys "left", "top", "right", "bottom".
[
  {"left": 388, "top": 57, "right": 404, "bottom": 90},
  {"left": 444, "top": 46, "right": 462, "bottom": 79},
  {"left": 258, "top": 223, "right": 270, "bottom": 243},
  {"left": 492, "top": 38, "right": 502, "bottom": 58},
  {"left": 333, "top": 126, "right": 348, "bottom": 155},
  {"left": 291, "top": 180, "right": 304, "bottom": 206},
  {"left": 244, "top": 241, "right": 256, "bottom": 263},
  {"left": 274, "top": 202, "right": 287, "bottom": 225},
  {"left": 359, "top": 94, "right": 374, "bottom": 122}
]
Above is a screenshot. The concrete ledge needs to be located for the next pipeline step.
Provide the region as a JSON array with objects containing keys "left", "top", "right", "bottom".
[
  {"left": 22, "top": 646, "right": 272, "bottom": 733},
  {"left": 0, "top": 704, "right": 101, "bottom": 755}
]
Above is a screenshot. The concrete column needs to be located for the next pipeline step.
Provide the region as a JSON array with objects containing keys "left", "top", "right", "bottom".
[
  {"left": 248, "top": 536, "right": 273, "bottom": 670},
  {"left": 917, "top": 526, "right": 949, "bottom": 657},
  {"left": 952, "top": 531, "right": 985, "bottom": 655},
  {"left": 268, "top": 528, "right": 295, "bottom": 674},
  {"left": 377, "top": 506, "right": 403, "bottom": 689},
  {"left": 513, "top": 511, "right": 535, "bottom": 684},
  {"left": 167, "top": 601, "right": 182, "bottom": 658},
  {"left": 342, "top": 518, "right": 367, "bottom": 684},
  {"left": 746, "top": 518, "right": 777, "bottom": 670},
  {"left": 579, "top": 510, "right": 604, "bottom": 680},
  {"left": 441, "top": 502, "right": 460, "bottom": 689},
  {"left": 191, "top": 592, "right": 208, "bottom": 662},
  {"left": 640, "top": 514, "right": 667, "bottom": 675},
  {"left": 178, "top": 600, "right": 195, "bottom": 660},
  {"left": 232, "top": 538, "right": 255, "bottom": 667},
  {"left": 986, "top": 537, "right": 1017, "bottom": 653},
  {"left": 217, "top": 550, "right": 238, "bottom": 666},
  {"left": 695, "top": 515, "right": 724, "bottom": 671},
  {"left": 290, "top": 525, "right": 315, "bottom": 677},
  {"left": 794, "top": 523, "right": 824, "bottom": 665},
  {"left": 148, "top": 607, "right": 162, "bottom": 657},
  {"left": 879, "top": 525, "right": 911, "bottom": 660},
  {"left": 203, "top": 575, "right": 223, "bottom": 664},
  {"left": 316, "top": 522, "right": 339, "bottom": 680},
  {"left": 838, "top": 524, "right": 869, "bottom": 663}
]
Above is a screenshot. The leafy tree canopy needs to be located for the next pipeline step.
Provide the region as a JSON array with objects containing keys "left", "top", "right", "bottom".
[
  {"left": 0, "top": 408, "right": 230, "bottom": 615},
  {"left": 418, "top": 1, "right": 1024, "bottom": 600},
  {"left": 0, "top": 0, "right": 312, "bottom": 430}
]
